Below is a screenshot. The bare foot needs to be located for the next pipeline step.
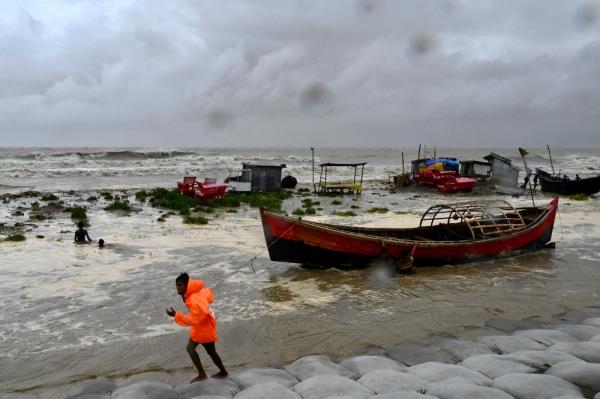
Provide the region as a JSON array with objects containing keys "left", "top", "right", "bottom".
[
  {"left": 211, "top": 371, "right": 228, "bottom": 379},
  {"left": 190, "top": 374, "right": 208, "bottom": 383}
]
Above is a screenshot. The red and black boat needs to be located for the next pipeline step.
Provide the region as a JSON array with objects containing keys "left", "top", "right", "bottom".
[{"left": 260, "top": 198, "right": 558, "bottom": 268}]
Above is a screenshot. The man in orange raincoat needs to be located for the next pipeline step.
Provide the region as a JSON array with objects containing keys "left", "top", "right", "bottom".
[{"left": 166, "top": 272, "right": 228, "bottom": 382}]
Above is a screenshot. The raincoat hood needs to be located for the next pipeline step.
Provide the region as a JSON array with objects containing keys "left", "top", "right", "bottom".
[
  {"left": 184, "top": 278, "right": 213, "bottom": 304},
  {"left": 184, "top": 278, "right": 204, "bottom": 301}
]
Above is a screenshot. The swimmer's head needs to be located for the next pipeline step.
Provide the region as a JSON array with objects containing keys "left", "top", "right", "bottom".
[{"left": 98, "top": 239, "right": 104, "bottom": 248}]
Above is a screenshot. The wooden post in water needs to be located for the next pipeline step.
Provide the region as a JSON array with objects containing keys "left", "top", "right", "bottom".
[
  {"left": 415, "top": 145, "right": 421, "bottom": 177},
  {"left": 547, "top": 144, "right": 555, "bottom": 175},
  {"left": 402, "top": 152, "right": 405, "bottom": 174},
  {"left": 311, "top": 147, "right": 316, "bottom": 193}
]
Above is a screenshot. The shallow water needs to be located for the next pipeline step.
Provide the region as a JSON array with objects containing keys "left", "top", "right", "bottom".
[{"left": 1, "top": 148, "right": 599, "bottom": 397}]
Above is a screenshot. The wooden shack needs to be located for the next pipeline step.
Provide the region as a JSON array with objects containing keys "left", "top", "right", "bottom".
[
  {"left": 460, "top": 160, "right": 492, "bottom": 180},
  {"left": 483, "top": 153, "right": 520, "bottom": 192},
  {"left": 241, "top": 162, "right": 286, "bottom": 192}
]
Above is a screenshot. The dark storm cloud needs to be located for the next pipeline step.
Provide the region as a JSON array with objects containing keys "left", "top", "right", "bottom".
[
  {"left": 0, "top": 0, "right": 599, "bottom": 147},
  {"left": 409, "top": 31, "right": 440, "bottom": 56},
  {"left": 205, "top": 108, "right": 235, "bottom": 131},
  {"left": 300, "top": 82, "right": 335, "bottom": 117}
]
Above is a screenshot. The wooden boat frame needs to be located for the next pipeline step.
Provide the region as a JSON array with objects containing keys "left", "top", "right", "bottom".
[{"left": 420, "top": 200, "right": 525, "bottom": 239}]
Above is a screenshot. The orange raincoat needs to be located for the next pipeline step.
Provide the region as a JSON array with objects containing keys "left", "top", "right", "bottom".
[{"left": 174, "top": 278, "right": 217, "bottom": 343}]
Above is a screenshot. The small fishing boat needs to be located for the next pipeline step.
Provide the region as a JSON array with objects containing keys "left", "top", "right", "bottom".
[
  {"left": 177, "top": 176, "right": 228, "bottom": 200},
  {"left": 194, "top": 179, "right": 228, "bottom": 201},
  {"left": 414, "top": 169, "right": 477, "bottom": 193},
  {"left": 412, "top": 157, "right": 477, "bottom": 193},
  {"left": 260, "top": 198, "right": 558, "bottom": 268},
  {"left": 535, "top": 169, "right": 600, "bottom": 196}
]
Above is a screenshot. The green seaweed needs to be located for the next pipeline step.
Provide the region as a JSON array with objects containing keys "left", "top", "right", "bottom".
[
  {"left": 301, "top": 198, "right": 320, "bottom": 208},
  {"left": 211, "top": 196, "right": 241, "bottom": 208},
  {"left": 333, "top": 210, "right": 356, "bottom": 217},
  {"left": 239, "top": 191, "right": 292, "bottom": 210},
  {"left": 68, "top": 207, "right": 88, "bottom": 225},
  {"left": 367, "top": 207, "right": 389, "bottom": 213},
  {"left": 100, "top": 192, "right": 113, "bottom": 201},
  {"left": 148, "top": 188, "right": 197, "bottom": 215},
  {"left": 41, "top": 193, "right": 58, "bottom": 201},
  {"left": 147, "top": 187, "right": 291, "bottom": 215},
  {"left": 568, "top": 193, "right": 589, "bottom": 201},
  {"left": 104, "top": 200, "right": 132, "bottom": 212},
  {"left": 135, "top": 190, "right": 148, "bottom": 202},
  {"left": 5, "top": 234, "right": 26, "bottom": 242},
  {"left": 183, "top": 216, "right": 209, "bottom": 225},
  {"left": 193, "top": 206, "right": 215, "bottom": 213}
]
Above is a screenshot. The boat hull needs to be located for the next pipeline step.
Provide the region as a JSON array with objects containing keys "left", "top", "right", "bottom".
[
  {"left": 538, "top": 175, "right": 600, "bottom": 196},
  {"left": 260, "top": 198, "right": 558, "bottom": 268}
]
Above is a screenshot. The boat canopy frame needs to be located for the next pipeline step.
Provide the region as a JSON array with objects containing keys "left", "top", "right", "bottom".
[
  {"left": 419, "top": 200, "right": 526, "bottom": 240},
  {"left": 318, "top": 162, "right": 367, "bottom": 194}
]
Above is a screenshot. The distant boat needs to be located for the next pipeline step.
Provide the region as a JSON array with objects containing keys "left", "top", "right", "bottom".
[
  {"left": 411, "top": 157, "right": 476, "bottom": 193},
  {"left": 176, "top": 176, "right": 228, "bottom": 200},
  {"left": 535, "top": 169, "right": 600, "bottom": 196},
  {"left": 260, "top": 198, "right": 558, "bottom": 268}
]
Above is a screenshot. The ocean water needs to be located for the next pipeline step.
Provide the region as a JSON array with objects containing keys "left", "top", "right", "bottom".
[
  {"left": 1, "top": 147, "right": 599, "bottom": 398},
  {"left": 1, "top": 147, "right": 599, "bottom": 193}
]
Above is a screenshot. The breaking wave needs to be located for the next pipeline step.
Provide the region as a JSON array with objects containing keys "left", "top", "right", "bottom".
[
  {"left": 0, "top": 147, "right": 598, "bottom": 192},
  {"left": 9, "top": 150, "right": 197, "bottom": 161}
]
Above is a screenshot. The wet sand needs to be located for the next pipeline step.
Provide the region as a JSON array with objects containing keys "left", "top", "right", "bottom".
[{"left": 1, "top": 184, "right": 600, "bottom": 398}]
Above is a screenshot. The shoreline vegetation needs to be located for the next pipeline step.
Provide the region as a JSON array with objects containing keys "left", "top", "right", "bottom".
[
  {"left": 0, "top": 182, "right": 596, "bottom": 243},
  {"left": 0, "top": 185, "right": 382, "bottom": 242}
]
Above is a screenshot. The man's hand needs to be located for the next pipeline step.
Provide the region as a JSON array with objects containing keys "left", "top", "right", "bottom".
[{"left": 166, "top": 307, "right": 176, "bottom": 317}]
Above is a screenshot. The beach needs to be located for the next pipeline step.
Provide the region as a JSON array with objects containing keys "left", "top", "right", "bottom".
[{"left": 1, "top": 147, "right": 600, "bottom": 398}]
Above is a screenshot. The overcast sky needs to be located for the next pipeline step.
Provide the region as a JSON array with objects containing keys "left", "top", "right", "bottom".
[{"left": 1, "top": 0, "right": 599, "bottom": 147}]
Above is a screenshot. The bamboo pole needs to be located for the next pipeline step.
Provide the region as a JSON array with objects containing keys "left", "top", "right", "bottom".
[
  {"left": 402, "top": 152, "right": 405, "bottom": 174},
  {"left": 311, "top": 147, "right": 316, "bottom": 193},
  {"left": 547, "top": 144, "right": 555, "bottom": 175}
]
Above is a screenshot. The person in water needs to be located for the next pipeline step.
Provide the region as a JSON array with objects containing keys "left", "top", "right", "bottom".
[
  {"left": 74, "top": 221, "right": 92, "bottom": 243},
  {"left": 98, "top": 239, "right": 105, "bottom": 248},
  {"left": 166, "top": 272, "right": 228, "bottom": 382}
]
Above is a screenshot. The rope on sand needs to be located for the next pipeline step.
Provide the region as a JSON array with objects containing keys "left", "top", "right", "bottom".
[{"left": 212, "top": 222, "right": 297, "bottom": 289}]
